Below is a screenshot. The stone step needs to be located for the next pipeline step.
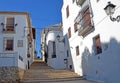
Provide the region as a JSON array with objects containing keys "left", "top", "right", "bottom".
[
  {"left": 23, "top": 74, "right": 79, "bottom": 79},
  {"left": 21, "top": 77, "right": 82, "bottom": 83},
  {"left": 23, "top": 74, "right": 80, "bottom": 78},
  {"left": 21, "top": 59, "right": 82, "bottom": 83}
]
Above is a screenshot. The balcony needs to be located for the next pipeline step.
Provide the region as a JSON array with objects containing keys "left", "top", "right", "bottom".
[
  {"left": 1, "top": 24, "right": 15, "bottom": 33},
  {"left": 2, "top": 29, "right": 15, "bottom": 34},
  {"left": 78, "top": 20, "right": 94, "bottom": 37},
  {"left": 75, "top": 7, "right": 94, "bottom": 37},
  {"left": 75, "top": 14, "right": 94, "bottom": 37}
]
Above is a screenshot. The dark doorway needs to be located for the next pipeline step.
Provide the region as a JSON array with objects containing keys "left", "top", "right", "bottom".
[{"left": 28, "top": 61, "right": 30, "bottom": 69}]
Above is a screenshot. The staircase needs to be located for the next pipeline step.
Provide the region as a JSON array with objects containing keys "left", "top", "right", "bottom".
[{"left": 20, "top": 59, "right": 82, "bottom": 83}]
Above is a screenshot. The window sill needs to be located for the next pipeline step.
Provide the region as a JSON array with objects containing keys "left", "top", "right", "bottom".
[
  {"left": 2, "top": 30, "right": 15, "bottom": 34},
  {"left": 4, "top": 50, "right": 14, "bottom": 52}
]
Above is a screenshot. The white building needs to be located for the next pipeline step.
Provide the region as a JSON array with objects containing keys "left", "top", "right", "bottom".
[
  {"left": 62, "top": 0, "right": 120, "bottom": 83},
  {"left": 41, "top": 23, "right": 67, "bottom": 69},
  {"left": 62, "top": 0, "right": 85, "bottom": 76},
  {"left": 0, "top": 12, "right": 36, "bottom": 81}
]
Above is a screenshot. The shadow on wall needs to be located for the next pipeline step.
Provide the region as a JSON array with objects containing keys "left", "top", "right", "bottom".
[
  {"left": 81, "top": 38, "right": 120, "bottom": 83},
  {"left": 64, "top": 34, "right": 75, "bottom": 71}
]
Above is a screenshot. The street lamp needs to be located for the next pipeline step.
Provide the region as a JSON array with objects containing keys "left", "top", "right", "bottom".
[
  {"left": 56, "top": 34, "right": 60, "bottom": 41},
  {"left": 56, "top": 34, "right": 65, "bottom": 43},
  {"left": 104, "top": 2, "right": 120, "bottom": 22}
]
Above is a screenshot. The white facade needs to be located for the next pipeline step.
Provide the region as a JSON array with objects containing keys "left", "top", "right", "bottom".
[
  {"left": 0, "top": 12, "right": 35, "bottom": 70},
  {"left": 41, "top": 24, "right": 67, "bottom": 69},
  {"left": 62, "top": 0, "right": 120, "bottom": 83},
  {"left": 62, "top": 0, "right": 84, "bottom": 75}
]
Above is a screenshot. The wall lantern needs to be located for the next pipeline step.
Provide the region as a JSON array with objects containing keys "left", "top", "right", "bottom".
[
  {"left": 56, "top": 34, "right": 65, "bottom": 42},
  {"left": 1, "top": 22, "right": 4, "bottom": 25},
  {"left": 15, "top": 23, "right": 18, "bottom": 26},
  {"left": 29, "top": 42, "right": 32, "bottom": 47},
  {"left": 104, "top": 2, "right": 120, "bottom": 22}
]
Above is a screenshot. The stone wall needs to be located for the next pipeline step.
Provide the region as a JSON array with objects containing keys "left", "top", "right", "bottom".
[{"left": 0, "top": 66, "right": 25, "bottom": 82}]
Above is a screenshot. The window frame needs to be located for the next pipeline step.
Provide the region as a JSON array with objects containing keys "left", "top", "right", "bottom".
[
  {"left": 4, "top": 37, "right": 14, "bottom": 51},
  {"left": 93, "top": 35, "right": 102, "bottom": 55},
  {"left": 81, "top": 7, "right": 92, "bottom": 28},
  {"left": 66, "top": 5, "right": 70, "bottom": 18},
  {"left": 74, "top": 22, "right": 78, "bottom": 32},
  {"left": 68, "top": 27, "right": 71, "bottom": 38},
  {"left": 52, "top": 41, "right": 56, "bottom": 58},
  {"left": 6, "top": 17, "right": 15, "bottom": 31},
  {"left": 72, "top": 0, "right": 75, "bottom": 3},
  {"left": 76, "top": 46, "right": 80, "bottom": 56}
]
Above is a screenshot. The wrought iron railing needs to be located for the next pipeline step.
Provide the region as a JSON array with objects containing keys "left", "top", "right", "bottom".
[
  {"left": 75, "top": 11, "right": 94, "bottom": 37},
  {"left": 79, "top": 18, "right": 92, "bottom": 31},
  {"left": 78, "top": 18, "right": 94, "bottom": 37},
  {"left": 1, "top": 24, "right": 15, "bottom": 32}
]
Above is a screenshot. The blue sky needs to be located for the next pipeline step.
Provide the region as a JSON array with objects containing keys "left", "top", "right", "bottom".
[{"left": 0, "top": 0, "right": 63, "bottom": 57}]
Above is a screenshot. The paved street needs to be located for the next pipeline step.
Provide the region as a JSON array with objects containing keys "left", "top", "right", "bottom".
[{"left": 20, "top": 59, "right": 99, "bottom": 83}]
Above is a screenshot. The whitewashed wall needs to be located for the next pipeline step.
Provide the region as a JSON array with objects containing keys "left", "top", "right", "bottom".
[
  {"left": 46, "top": 30, "right": 67, "bottom": 69},
  {"left": 62, "top": 0, "right": 120, "bottom": 83},
  {"left": 47, "top": 40, "right": 66, "bottom": 69},
  {"left": 0, "top": 14, "right": 31, "bottom": 70},
  {"left": 62, "top": 0, "right": 83, "bottom": 76},
  {"left": 82, "top": 0, "right": 120, "bottom": 83},
  {"left": 40, "top": 31, "right": 45, "bottom": 61}
]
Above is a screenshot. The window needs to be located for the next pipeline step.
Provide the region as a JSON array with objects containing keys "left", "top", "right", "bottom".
[
  {"left": 67, "top": 50, "right": 69, "bottom": 57},
  {"left": 52, "top": 41, "right": 56, "bottom": 58},
  {"left": 32, "top": 28, "right": 36, "bottom": 39},
  {"left": 4, "top": 38, "right": 14, "bottom": 51},
  {"left": 72, "top": 0, "right": 75, "bottom": 3},
  {"left": 68, "top": 27, "right": 71, "bottom": 38},
  {"left": 76, "top": 46, "right": 80, "bottom": 56},
  {"left": 18, "top": 40, "right": 23, "bottom": 47},
  {"left": 93, "top": 35, "right": 102, "bottom": 55},
  {"left": 83, "top": 7, "right": 91, "bottom": 27},
  {"left": 6, "top": 17, "right": 14, "bottom": 31},
  {"left": 69, "top": 65, "right": 72, "bottom": 70},
  {"left": 74, "top": 22, "right": 78, "bottom": 32},
  {"left": 66, "top": 5, "right": 69, "bottom": 18},
  {"left": 78, "top": 6, "right": 94, "bottom": 37}
]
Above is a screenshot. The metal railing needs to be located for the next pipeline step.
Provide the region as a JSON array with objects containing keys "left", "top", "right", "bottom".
[
  {"left": 79, "top": 18, "right": 92, "bottom": 32},
  {"left": 75, "top": 11, "right": 94, "bottom": 36},
  {"left": 1, "top": 24, "right": 15, "bottom": 32}
]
